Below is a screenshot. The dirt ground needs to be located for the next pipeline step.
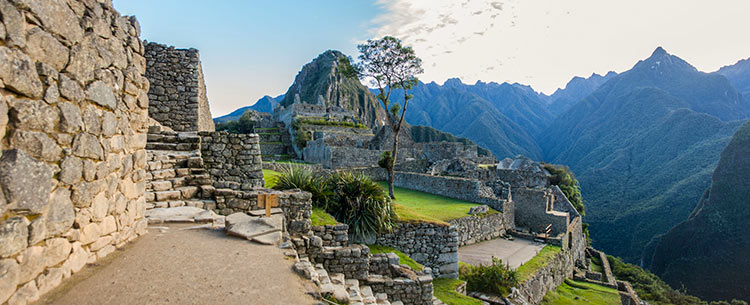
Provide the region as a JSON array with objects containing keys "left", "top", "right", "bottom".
[
  {"left": 458, "top": 237, "right": 546, "bottom": 269},
  {"left": 36, "top": 223, "right": 318, "bottom": 305}
]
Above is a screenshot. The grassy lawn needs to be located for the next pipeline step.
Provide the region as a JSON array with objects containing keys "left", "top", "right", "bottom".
[
  {"left": 433, "top": 278, "right": 483, "bottom": 305},
  {"left": 516, "top": 245, "right": 562, "bottom": 283},
  {"left": 263, "top": 169, "right": 281, "bottom": 188},
  {"left": 368, "top": 244, "right": 424, "bottom": 271},
  {"left": 311, "top": 207, "right": 337, "bottom": 226},
  {"left": 590, "top": 254, "right": 604, "bottom": 273},
  {"left": 376, "top": 182, "right": 496, "bottom": 224},
  {"left": 541, "top": 279, "right": 620, "bottom": 305}
]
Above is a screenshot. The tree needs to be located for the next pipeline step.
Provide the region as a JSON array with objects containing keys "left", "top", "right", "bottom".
[{"left": 340, "top": 36, "right": 423, "bottom": 199}]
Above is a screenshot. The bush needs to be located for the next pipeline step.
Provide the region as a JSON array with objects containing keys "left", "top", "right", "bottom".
[
  {"left": 272, "top": 165, "right": 331, "bottom": 208},
  {"left": 327, "top": 171, "right": 396, "bottom": 242},
  {"left": 459, "top": 258, "right": 518, "bottom": 296}
]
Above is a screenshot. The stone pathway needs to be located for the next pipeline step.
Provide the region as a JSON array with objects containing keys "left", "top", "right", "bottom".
[
  {"left": 458, "top": 237, "right": 546, "bottom": 269},
  {"left": 37, "top": 223, "right": 318, "bottom": 305}
]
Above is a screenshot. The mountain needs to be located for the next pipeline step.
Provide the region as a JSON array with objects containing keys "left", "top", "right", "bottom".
[
  {"left": 213, "top": 95, "right": 282, "bottom": 123},
  {"left": 384, "top": 79, "right": 552, "bottom": 159},
  {"left": 539, "top": 47, "right": 748, "bottom": 263},
  {"left": 648, "top": 121, "right": 750, "bottom": 302},
  {"left": 716, "top": 57, "right": 750, "bottom": 97},
  {"left": 545, "top": 71, "right": 617, "bottom": 115},
  {"left": 279, "top": 50, "right": 387, "bottom": 127}
]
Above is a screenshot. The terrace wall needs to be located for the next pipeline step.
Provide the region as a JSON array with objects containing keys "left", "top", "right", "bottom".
[
  {"left": 199, "top": 132, "right": 264, "bottom": 190},
  {"left": 375, "top": 223, "right": 459, "bottom": 279},
  {"left": 0, "top": 1, "right": 149, "bottom": 303}
]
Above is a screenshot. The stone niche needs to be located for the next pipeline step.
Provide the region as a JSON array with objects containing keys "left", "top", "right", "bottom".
[
  {"left": 144, "top": 42, "right": 215, "bottom": 132},
  {"left": 0, "top": 0, "right": 150, "bottom": 303}
]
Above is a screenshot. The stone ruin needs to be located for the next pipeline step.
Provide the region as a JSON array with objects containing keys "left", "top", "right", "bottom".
[
  {"left": 0, "top": 1, "right": 149, "bottom": 303},
  {"left": 144, "top": 42, "right": 214, "bottom": 132}
]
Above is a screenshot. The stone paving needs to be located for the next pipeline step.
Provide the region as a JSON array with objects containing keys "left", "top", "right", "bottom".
[{"left": 458, "top": 237, "right": 545, "bottom": 269}]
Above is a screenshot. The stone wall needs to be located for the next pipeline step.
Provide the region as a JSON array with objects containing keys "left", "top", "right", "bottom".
[
  {"left": 376, "top": 222, "right": 459, "bottom": 279},
  {"left": 199, "top": 132, "right": 264, "bottom": 190},
  {"left": 392, "top": 172, "right": 510, "bottom": 213},
  {"left": 144, "top": 42, "right": 214, "bottom": 132},
  {"left": 312, "top": 223, "right": 348, "bottom": 247},
  {"left": 312, "top": 244, "right": 370, "bottom": 280},
  {"left": 0, "top": 1, "right": 149, "bottom": 303},
  {"left": 508, "top": 247, "right": 577, "bottom": 305},
  {"left": 364, "top": 273, "right": 433, "bottom": 305},
  {"left": 449, "top": 213, "right": 508, "bottom": 247},
  {"left": 513, "top": 188, "right": 569, "bottom": 236}
]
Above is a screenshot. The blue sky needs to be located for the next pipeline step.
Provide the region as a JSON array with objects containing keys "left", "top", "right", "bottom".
[
  {"left": 114, "top": 0, "right": 383, "bottom": 116},
  {"left": 115, "top": 1, "right": 750, "bottom": 117}
]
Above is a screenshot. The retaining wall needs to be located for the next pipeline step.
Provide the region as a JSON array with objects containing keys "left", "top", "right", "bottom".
[
  {"left": 199, "top": 132, "right": 264, "bottom": 190},
  {"left": 0, "top": 1, "right": 149, "bottom": 303},
  {"left": 449, "top": 213, "right": 508, "bottom": 247},
  {"left": 376, "top": 223, "right": 459, "bottom": 279}
]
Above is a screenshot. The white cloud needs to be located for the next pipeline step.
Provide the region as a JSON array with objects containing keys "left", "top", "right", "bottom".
[{"left": 371, "top": 0, "right": 750, "bottom": 94}]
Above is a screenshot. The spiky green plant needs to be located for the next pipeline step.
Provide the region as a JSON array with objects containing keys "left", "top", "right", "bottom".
[
  {"left": 326, "top": 171, "right": 396, "bottom": 242},
  {"left": 272, "top": 165, "right": 331, "bottom": 208}
]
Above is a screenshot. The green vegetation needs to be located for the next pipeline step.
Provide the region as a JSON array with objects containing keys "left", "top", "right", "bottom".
[
  {"left": 273, "top": 166, "right": 395, "bottom": 242},
  {"left": 263, "top": 169, "right": 281, "bottom": 188},
  {"left": 296, "top": 117, "right": 368, "bottom": 129},
  {"left": 589, "top": 254, "right": 604, "bottom": 274},
  {"left": 459, "top": 258, "right": 518, "bottom": 296},
  {"left": 541, "top": 279, "right": 620, "bottom": 305},
  {"left": 311, "top": 207, "right": 337, "bottom": 226},
  {"left": 375, "top": 181, "right": 493, "bottom": 223},
  {"left": 327, "top": 172, "right": 397, "bottom": 242},
  {"left": 543, "top": 164, "right": 584, "bottom": 216},
  {"left": 604, "top": 255, "right": 747, "bottom": 305},
  {"left": 215, "top": 110, "right": 256, "bottom": 133},
  {"left": 367, "top": 244, "right": 423, "bottom": 271},
  {"left": 516, "top": 245, "right": 562, "bottom": 283},
  {"left": 433, "top": 278, "right": 483, "bottom": 305}
]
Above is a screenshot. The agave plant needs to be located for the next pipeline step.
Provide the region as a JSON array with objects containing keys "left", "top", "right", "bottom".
[
  {"left": 272, "top": 165, "right": 331, "bottom": 208},
  {"left": 326, "top": 171, "right": 396, "bottom": 242}
]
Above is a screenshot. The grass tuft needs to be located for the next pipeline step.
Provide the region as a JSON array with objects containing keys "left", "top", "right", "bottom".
[
  {"left": 311, "top": 207, "right": 338, "bottom": 226},
  {"left": 516, "top": 245, "right": 562, "bottom": 283},
  {"left": 367, "top": 244, "right": 424, "bottom": 271}
]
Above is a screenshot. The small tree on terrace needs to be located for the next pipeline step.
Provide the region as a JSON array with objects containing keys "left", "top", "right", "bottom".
[{"left": 340, "top": 36, "right": 423, "bottom": 199}]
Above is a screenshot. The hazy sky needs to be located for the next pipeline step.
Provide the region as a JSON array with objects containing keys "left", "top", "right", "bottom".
[{"left": 114, "top": 1, "right": 750, "bottom": 117}]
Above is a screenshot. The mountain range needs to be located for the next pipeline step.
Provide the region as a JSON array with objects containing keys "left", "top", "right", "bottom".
[
  {"left": 648, "top": 120, "right": 750, "bottom": 302},
  {"left": 217, "top": 48, "right": 750, "bottom": 299}
]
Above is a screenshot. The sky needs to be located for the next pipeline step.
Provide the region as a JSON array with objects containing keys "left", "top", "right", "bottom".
[{"left": 114, "top": 0, "right": 750, "bottom": 117}]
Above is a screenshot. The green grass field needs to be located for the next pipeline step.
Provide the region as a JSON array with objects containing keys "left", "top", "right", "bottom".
[
  {"left": 541, "top": 279, "right": 620, "bottom": 305},
  {"left": 516, "top": 245, "right": 562, "bottom": 283},
  {"left": 367, "top": 244, "right": 424, "bottom": 271},
  {"left": 433, "top": 278, "right": 483, "bottom": 305},
  {"left": 263, "top": 169, "right": 281, "bottom": 188},
  {"left": 376, "top": 182, "right": 496, "bottom": 224},
  {"left": 311, "top": 207, "right": 337, "bottom": 226}
]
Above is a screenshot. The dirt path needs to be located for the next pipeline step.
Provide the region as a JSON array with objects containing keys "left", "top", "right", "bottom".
[
  {"left": 459, "top": 238, "right": 545, "bottom": 269},
  {"left": 37, "top": 224, "right": 318, "bottom": 305}
]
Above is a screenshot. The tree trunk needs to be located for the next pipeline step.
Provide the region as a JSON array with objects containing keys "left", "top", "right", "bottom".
[{"left": 388, "top": 126, "right": 400, "bottom": 199}]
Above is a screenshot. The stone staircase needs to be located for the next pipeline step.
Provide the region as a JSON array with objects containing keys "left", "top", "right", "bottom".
[
  {"left": 145, "top": 128, "right": 215, "bottom": 210},
  {"left": 295, "top": 260, "right": 396, "bottom": 305}
]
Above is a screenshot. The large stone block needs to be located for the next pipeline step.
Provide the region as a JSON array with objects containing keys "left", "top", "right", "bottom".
[
  {"left": 0, "top": 46, "right": 43, "bottom": 98},
  {"left": 0, "top": 149, "right": 53, "bottom": 214},
  {"left": 0, "top": 216, "right": 29, "bottom": 258}
]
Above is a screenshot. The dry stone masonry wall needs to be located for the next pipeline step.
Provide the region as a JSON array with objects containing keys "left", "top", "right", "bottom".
[
  {"left": 0, "top": 1, "right": 149, "bottom": 303},
  {"left": 376, "top": 223, "right": 459, "bottom": 279},
  {"left": 449, "top": 213, "right": 508, "bottom": 247},
  {"left": 144, "top": 42, "right": 214, "bottom": 132},
  {"left": 199, "top": 132, "right": 264, "bottom": 190}
]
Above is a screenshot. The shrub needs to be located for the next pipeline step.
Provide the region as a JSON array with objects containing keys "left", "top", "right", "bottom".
[
  {"left": 327, "top": 171, "right": 396, "bottom": 242},
  {"left": 272, "top": 165, "right": 331, "bottom": 208},
  {"left": 459, "top": 258, "right": 518, "bottom": 296}
]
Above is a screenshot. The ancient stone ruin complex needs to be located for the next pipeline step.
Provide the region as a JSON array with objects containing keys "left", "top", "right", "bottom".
[{"left": 0, "top": 1, "right": 643, "bottom": 304}]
